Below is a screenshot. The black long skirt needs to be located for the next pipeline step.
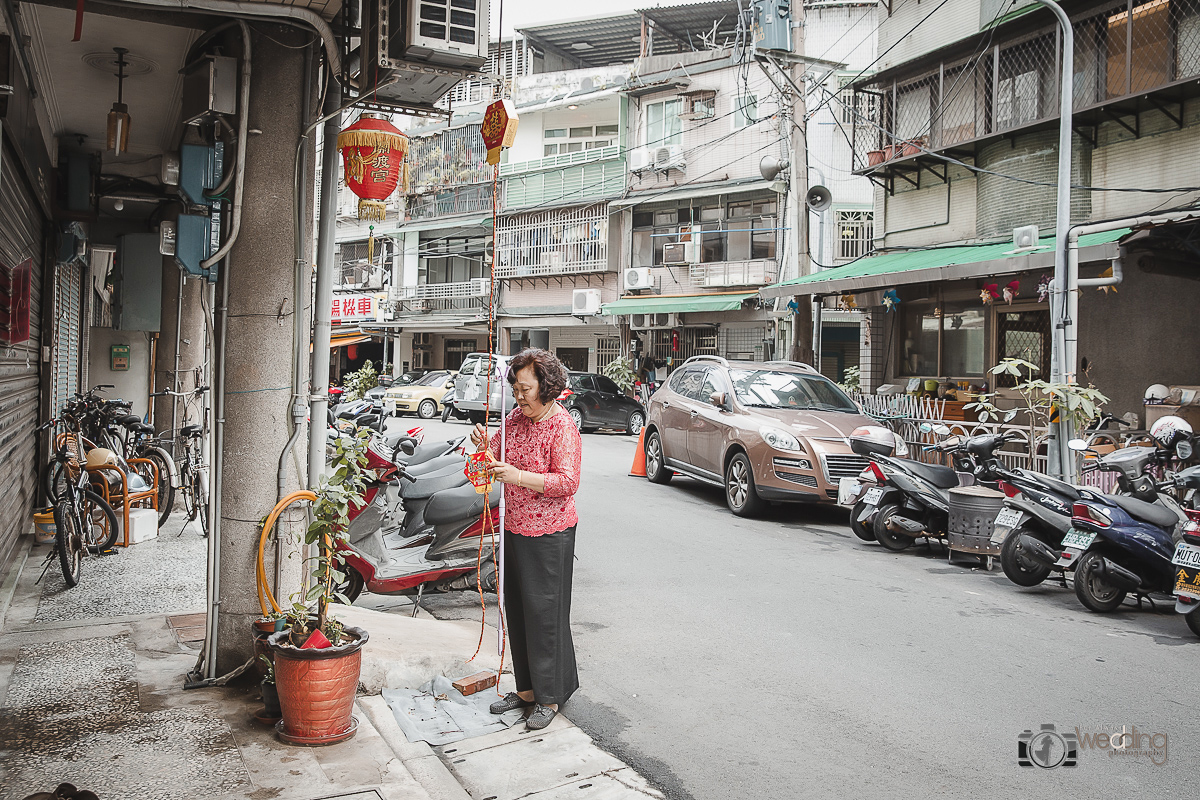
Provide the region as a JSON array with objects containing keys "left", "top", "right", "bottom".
[{"left": 504, "top": 526, "right": 579, "bottom": 706}]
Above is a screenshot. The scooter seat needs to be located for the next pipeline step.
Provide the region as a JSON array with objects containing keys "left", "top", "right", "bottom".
[
  {"left": 403, "top": 441, "right": 457, "bottom": 467},
  {"left": 405, "top": 453, "right": 463, "bottom": 477},
  {"left": 1105, "top": 493, "right": 1179, "bottom": 529},
  {"left": 400, "top": 462, "right": 469, "bottom": 501},
  {"left": 1014, "top": 469, "right": 1080, "bottom": 501},
  {"left": 423, "top": 482, "right": 501, "bottom": 526},
  {"left": 905, "top": 460, "right": 960, "bottom": 489}
]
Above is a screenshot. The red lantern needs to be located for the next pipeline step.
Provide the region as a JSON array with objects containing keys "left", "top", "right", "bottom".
[
  {"left": 481, "top": 99, "right": 518, "bottom": 165},
  {"left": 337, "top": 114, "right": 409, "bottom": 221}
]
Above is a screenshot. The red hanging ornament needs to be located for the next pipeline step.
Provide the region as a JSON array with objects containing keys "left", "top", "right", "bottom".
[{"left": 337, "top": 114, "right": 409, "bottom": 221}]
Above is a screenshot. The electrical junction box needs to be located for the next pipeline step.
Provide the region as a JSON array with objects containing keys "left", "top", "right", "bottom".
[
  {"left": 174, "top": 143, "right": 224, "bottom": 283},
  {"left": 752, "top": 0, "right": 793, "bottom": 53},
  {"left": 181, "top": 55, "right": 237, "bottom": 126},
  {"left": 110, "top": 344, "right": 130, "bottom": 371},
  {"left": 114, "top": 234, "right": 163, "bottom": 331}
]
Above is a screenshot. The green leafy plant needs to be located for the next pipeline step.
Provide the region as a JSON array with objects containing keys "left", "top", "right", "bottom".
[
  {"left": 294, "top": 428, "right": 372, "bottom": 644},
  {"left": 341, "top": 361, "right": 379, "bottom": 402},
  {"left": 964, "top": 358, "right": 1109, "bottom": 430},
  {"left": 838, "top": 365, "right": 861, "bottom": 394},
  {"left": 258, "top": 654, "right": 275, "bottom": 684},
  {"left": 601, "top": 356, "right": 638, "bottom": 394}
]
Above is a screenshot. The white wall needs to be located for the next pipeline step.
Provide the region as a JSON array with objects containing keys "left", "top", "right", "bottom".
[{"left": 88, "top": 327, "right": 153, "bottom": 420}]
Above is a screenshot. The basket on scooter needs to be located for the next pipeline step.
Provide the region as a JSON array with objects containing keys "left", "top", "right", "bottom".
[{"left": 947, "top": 485, "right": 1005, "bottom": 557}]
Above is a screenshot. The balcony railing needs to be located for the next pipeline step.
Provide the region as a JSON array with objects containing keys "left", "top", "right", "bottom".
[
  {"left": 499, "top": 145, "right": 623, "bottom": 177},
  {"left": 687, "top": 259, "right": 778, "bottom": 287},
  {"left": 393, "top": 278, "right": 491, "bottom": 300},
  {"left": 503, "top": 158, "right": 626, "bottom": 209},
  {"left": 407, "top": 184, "right": 497, "bottom": 221},
  {"left": 495, "top": 203, "right": 610, "bottom": 278},
  {"left": 391, "top": 279, "right": 496, "bottom": 315}
]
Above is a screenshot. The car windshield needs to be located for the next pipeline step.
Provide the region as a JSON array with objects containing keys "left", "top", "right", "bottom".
[
  {"left": 728, "top": 369, "right": 858, "bottom": 412},
  {"left": 415, "top": 372, "right": 447, "bottom": 386}
]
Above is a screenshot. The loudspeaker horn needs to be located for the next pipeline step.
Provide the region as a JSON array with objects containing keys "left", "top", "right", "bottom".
[
  {"left": 759, "top": 155, "right": 790, "bottom": 182},
  {"left": 806, "top": 185, "right": 832, "bottom": 212}
]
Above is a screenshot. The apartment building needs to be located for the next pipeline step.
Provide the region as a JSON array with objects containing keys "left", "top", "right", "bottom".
[{"left": 763, "top": 0, "right": 1200, "bottom": 418}]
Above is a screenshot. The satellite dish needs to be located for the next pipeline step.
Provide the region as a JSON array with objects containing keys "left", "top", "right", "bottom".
[
  {"left": 759, "top": 155, "right": 790, "bottom": 182},
  {"left": 806, "top": 185, "right": 832, "bottom": 212}
]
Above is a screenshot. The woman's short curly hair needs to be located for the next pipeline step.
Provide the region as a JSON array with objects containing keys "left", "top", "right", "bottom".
[{"left": 507, "top": 348, "right": 569, "bottom": 404}]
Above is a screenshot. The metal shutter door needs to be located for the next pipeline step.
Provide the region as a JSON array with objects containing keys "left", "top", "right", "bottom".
[
  {"left": 0, "top": 139, "right": 46, "bottom": 563},
  {"left": 50, "top": 262, "right": 82, "bottom": 413}
]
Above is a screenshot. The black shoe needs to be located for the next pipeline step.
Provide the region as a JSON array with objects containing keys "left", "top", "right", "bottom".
[
  {"left": 525, "top": 704, "right": 557, "bottom": 730},
  {"left": 489, "top": 692, "right": 534, "bottom": 714}
]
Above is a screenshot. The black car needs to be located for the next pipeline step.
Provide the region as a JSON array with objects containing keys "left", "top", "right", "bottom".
[{"left": 562, "top": 372, "right": 645, "bottom": 435}]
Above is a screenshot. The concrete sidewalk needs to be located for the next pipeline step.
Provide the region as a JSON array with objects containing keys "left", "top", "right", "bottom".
[{"left": 0, "top": 519, "right": 662, "bottom": 800}]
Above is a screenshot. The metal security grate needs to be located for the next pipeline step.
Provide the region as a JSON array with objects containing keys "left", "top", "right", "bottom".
[
  {"left": 596, "top": 337, "right": 621, "bottom": 369},
  {"left": 836, "top": 210, "right": 874, "bottom": 260},
  {"left": 996, "top": 309, "right": 1052, "bottom": 387},
  {"left": 494, "top": 204, "right": 608, "bottom": 277},
  {"left": 823, "top": 454, "right": 871, "bottom": 482},
  {"left": 776, "top": 471, "right": 819, "bottom": 488}
]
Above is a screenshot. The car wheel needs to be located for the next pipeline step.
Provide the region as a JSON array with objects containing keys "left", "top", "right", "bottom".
[
  {"left": 999, "top": 525, "right": 1053, "bottom": 587},
  {"left": 626, "top": 410, "right": 645, "bottom": 436},
  {"left": 645, "top": 431, "right": 672, "bottom": 484},
  {"left": 873, "top": 503, "right": 915, "bottom": 551},
  {"left": 568, "top": 407, "right": 584, "bottom": 432},
  {"left": 417, "top": 399, "right": 438, "bottom": 419},
  {"left": 1073, "top": 551, "right": 1127, "bottom": 612},
  {"left": 849, "top": 502, "right": 876, "bottom": 541},
  {"left": 725, "top": 453, "right": 763, "bottom": 517}
]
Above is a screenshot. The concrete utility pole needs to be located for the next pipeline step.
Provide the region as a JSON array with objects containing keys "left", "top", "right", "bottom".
[
  {"left": 153, "top": 269, "right": 206, "bottom": 433},
  {"left": 215, "top": 26, "right": 314, "bottom": 672},
  {"left": 787, "top": 5, "right": 814, "bottom": 365}
]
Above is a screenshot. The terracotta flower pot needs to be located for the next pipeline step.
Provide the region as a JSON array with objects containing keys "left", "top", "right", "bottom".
[
  {"left": 267, "top": 625, "right": 368, "bottom": 746},
  {"left": 867, "top": 149, "right": 886, "bottom": 166}
]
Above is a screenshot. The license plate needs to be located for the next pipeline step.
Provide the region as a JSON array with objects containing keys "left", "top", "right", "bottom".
[
  {"left": 1062, "top": 530, "right": 1097, "bottom": 550},
  {"left": 861, "top": 487, "right": 884, "bottom": 506},
  {"left": 1175, "top": 564, "right": 1200, "bottom": 600},
  {"left": 994, "top": 508, "right": 1023, "bottom": 529},
  {"left": 838, "top": 477, "right": 862, "bottom": 506},
  {"left": 1172, "top": 541, "right": 1200, "bottom": 569}
]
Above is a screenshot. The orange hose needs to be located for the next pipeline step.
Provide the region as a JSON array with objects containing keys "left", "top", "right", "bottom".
[{"left": 256, "top": 490, "right": 317, "bottom": 616}]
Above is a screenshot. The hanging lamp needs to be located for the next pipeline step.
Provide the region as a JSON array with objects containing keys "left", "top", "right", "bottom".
[
  {"left": 337, "top": 114, "right": 409, "bottom": 221},
  {"left": 106, "top": 47, "right": 131, "bottom": 156}
]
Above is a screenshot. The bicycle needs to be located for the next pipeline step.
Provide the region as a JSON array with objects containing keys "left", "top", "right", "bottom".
[
  {"left": 38, "top": 418, "right": 120, "bottom": 588},
  {"left": 151, "top": 385, "right": 210, "bottom": 535}
]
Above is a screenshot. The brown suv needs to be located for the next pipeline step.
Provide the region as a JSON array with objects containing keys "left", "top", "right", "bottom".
[{"left": 642, "top": 356, "right": 874, "bottom": 516}]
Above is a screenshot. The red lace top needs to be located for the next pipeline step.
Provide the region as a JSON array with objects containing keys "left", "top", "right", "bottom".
[{"left": 488, "top": 405, "right": 582, "bottom": 536}]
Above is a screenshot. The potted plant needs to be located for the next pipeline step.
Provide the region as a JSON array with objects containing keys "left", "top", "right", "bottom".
[
  {"left": 255, "top": 655, "right": 282, "bottom": 725},
  {"left": 267, "top": 430, "right": 372, "bottom": 745}
]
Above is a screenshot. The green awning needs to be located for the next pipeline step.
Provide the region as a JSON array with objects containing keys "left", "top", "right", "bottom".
[
  {"left": 601, "top": 291, "right": 758, "bottom": 316},
  {"left": 758, "top": 229, "right": 1129, "bottom": 299}
]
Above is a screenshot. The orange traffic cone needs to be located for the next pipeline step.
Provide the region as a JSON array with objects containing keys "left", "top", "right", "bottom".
[{"left": 629, "top": 428, "right": 647, "bottom": 477}]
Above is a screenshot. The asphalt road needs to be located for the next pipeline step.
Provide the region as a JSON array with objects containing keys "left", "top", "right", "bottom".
[{"left": 384, "top": 415, "right": 1197, "bottom": 799}]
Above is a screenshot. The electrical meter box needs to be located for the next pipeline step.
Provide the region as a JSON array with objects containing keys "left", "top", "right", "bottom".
[
  {"left": 752, "top": 0, "right": 793, "bottom": 53},
  {"left": 114, "top": 234, "right": 163, "bottom": 331},
  {"left": 110, "top": 344, "right": 130, "bottom": 371},
  {"left": 173, "top": 142, "right": 223, "bottom": 282}
]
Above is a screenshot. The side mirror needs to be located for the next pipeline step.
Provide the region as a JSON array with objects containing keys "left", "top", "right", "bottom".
[
  {"left": 1177, "top": 439, "right": 1193, "bottom": 461},
  {"left": 400, "top": 439, "right": 417, "bottom": 456},
  {"left": 932, "top": 424, "right": 951, "bottom": 435},
  {"left": 710, "top": 391, "right": 728, "bottom": 409},
  {"left": 919, "top": 422, "right": 932, "bottom": 434},
  {"left": 1067, "top": 438, "right": 1090, "bottom": 452}
]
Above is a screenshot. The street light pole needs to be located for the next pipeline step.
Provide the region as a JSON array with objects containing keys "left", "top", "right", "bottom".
[{"left": 1036, "top": 0, "right": 1074, "bottom": 479}]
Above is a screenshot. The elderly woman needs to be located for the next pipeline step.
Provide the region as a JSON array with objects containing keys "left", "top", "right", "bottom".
[{"left": 470, "top": 348, "right": 583, "bottom": 731}]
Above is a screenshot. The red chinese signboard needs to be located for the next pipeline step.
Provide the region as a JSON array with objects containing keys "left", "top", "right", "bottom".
[
  {"left": 0, "top": 258, "right": 33, "bottom": 345},
  {"left": 330, "top": 293, "right": 377, "bottom": 322}
]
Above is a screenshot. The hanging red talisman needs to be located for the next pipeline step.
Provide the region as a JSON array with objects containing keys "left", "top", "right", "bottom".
[
  {"left": 337, "top": 114, "right": 409, "bottom": 221},
  {"left": 481, "top": 99, "right": 519, "bottom": 165}
]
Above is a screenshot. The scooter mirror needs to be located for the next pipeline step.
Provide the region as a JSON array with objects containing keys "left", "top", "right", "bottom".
[
  {"left": 400, "top": 439, "right": 417, "bottom": 456},
  {"left": 919, "top": 422, "right": 933, "bottom": 433},
  {"left": 1067, "top": 438, "right": 1090, "bottom": 451},
  {"left": 933, "top": 424, "right": 951, "bottom": 435}
]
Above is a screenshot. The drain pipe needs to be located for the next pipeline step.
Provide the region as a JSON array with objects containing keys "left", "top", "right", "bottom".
[
  {"left": 307, "top": 83, "right": 343, "bottom": 488},
  {"left": 201, "top": 21, "right": 251, "bottom": 271},
  {"left": 171, "top": 269, "right": 184, "bottom": 437},
  {"left": 204, "top": 258, "right": 232, "bottom": 680}
]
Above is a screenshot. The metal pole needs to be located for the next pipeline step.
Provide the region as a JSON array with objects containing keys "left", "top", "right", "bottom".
[
  {"left": 788, "top": 4, "right": 813, "bottom": 364},
  {"left": 307, "top": 82, "right": 342, "bottom": 487},
  {"left": 1035, "top": 0, "right": 1074, "bottom": 478}
]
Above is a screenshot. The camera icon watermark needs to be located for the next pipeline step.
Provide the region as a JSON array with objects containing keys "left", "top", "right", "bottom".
[{"left": 1018, "top": 724, "right": 1079, "bottom": 769}]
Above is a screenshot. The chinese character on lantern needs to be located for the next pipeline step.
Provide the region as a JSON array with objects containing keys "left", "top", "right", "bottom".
[
  {"left": 481, "top": 99, "right": 519, "bottom": 165},
  {"left": 338, "top": 114, "right": 409, "bottom": 221}
]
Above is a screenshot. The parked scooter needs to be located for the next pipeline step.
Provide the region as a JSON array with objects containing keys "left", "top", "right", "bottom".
[
  {"left": 844, "top": 424, "right": 1014, "bottom": 551},
  {"left": 1169, "top": 471, "right": 1200, "bottom": 636}
]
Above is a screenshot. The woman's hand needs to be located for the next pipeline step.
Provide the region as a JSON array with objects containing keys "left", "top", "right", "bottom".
[
  {"left": 487, "top": 459, "right": 521, "bottom": 485},
  {"left": 471, "top": 423, "right": 490, "bottom": 453}
]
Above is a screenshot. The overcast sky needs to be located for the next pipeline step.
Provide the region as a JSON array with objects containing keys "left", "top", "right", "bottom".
[{"left": 491, "top": 0, "right": 649, "bottom": 36}]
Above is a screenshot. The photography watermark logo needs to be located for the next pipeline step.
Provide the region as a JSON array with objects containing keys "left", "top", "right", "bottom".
[
  {"left": 1018, "top": 724, "right": 1078, "bottom": 769},
  {"left": 1018, "top": 724, "right": 1169, "bottom": 767}
]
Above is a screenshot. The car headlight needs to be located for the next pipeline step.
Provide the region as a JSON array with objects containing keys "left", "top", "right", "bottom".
[
  {"left": 760, "top": 426, "right": 802, "bottom": 452},
  {"left": 399, "top": 392, "right": 413, "bottom": 399}
]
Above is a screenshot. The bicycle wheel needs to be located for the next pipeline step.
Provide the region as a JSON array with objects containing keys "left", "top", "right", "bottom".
[
  {"left": 53, "top": 500, "right": 83, "bottom": 588},
  {"left": 182, "top": 466, "right": 197, "bottom": 521},
  {"left": 136, "top": 451, "right": 174, "bottom": 527},
  {"left": 79, "top": 489, "right": 120, "bottom": 552},
  {"left": 193, "top": 471, "right": 209, "bottom": 536},
  {"left": 44, "top": 460, "right": 69, "bottom": 502}
]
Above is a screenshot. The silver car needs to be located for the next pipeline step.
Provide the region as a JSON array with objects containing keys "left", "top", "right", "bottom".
[{"left": 453, "top": 353, "right": 516, "bottom": 424}]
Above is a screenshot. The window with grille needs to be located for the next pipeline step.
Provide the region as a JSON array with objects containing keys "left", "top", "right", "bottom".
[
  {"left": 839, "top": 77, "right": 879, "bottom": 126},
  {"left": 835, "top": 210, "right": 873, "bottom": 261},
  {"left": 596, "top": 337, "right": 621, "bottom": 369},
  {"left": 996, "top": 308, "right": 1051, "bottom": 387},
  {"left": 996, "top": 36, "right": 1054, "bottom": 130}
]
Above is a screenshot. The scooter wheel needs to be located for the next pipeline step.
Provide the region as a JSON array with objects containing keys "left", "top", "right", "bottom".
[
  {"left": 873, "top": 503, "right": 914, "bottom": 552},
  {"left": 1073, "top": 551, "right": 1126, "bottom": 613},
  {"left": 333, "top": 567, "right": 365, "bottom": 604},
  {"left": 1000, "top": 526, "right": 1053, "bottom": 587},
  {"left": 849, "top": 502, "right": 876, "bottom": 541},
  {"left": 1187, "top": 607, "right": 1200, "bottom": 638}
]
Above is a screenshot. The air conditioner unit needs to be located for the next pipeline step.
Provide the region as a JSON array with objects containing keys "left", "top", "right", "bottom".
[
  {"left": 572, "top": 288, "right": 602, "bottom": 315},
  {"left": 630, "top": 313, "right": 678, "bottom": 330},
  {"left": 654, "top": 145, "right": 685, "bottom": 171},
  {"left": 624, "top": 267, "right": 654, "bottom": 290},
  {"left": 663, "top": 241, "right": 698, "bottom": 265},
  {"left": 629, "top": 148, "right": 653, "bottom": 172}
]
